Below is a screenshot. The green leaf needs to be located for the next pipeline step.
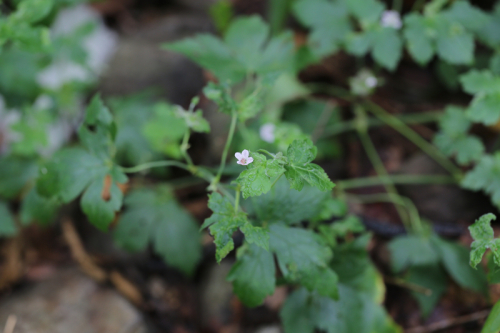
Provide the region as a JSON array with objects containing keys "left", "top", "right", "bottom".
[
  {"left": 164, "top": 15, "right": 295, "bottom": 84},
  {"left": 388, "top": 235, "right": 439, "bottom": 273},
  {"left": 270, "top": 224, "right": 331, "bottom": 280},
  {"left": 330, "top": 215, "right": 365, "bottom": 238},
  {"left": 345, "top": 32, "right": 372, "bottom": 56},
  {"left": 240, "top": 223, "right": 269, "bottom": 250},
  {"left": 238, "top": 89, "right": 264, "bottom": 121},
  {"left": 80, "top": 175, "right": 123, "bottom": 231},
  {"left": 36, "top": 147, "right": 107, "bottom": 202},
  {"left": 142, "top": 103, "right": 188, "bottom": 159},
  {"left": 224, "top": 16, "right": 269, "bottom": 72},
  {"left": 236, "top": 152, "right": 285, "bottom": 199},
  {"left": 344, "top": 0, "right": 384, "bottom": 25},
  {"left": 20, "top": 187, "right": 60, "bottom": 226},
  {"left": 372, "top": 28, "right": 403, "bottom": 71},
  {"left": 406, "top": 264, "right": 448, "bottom": 317},
  {"left": 244, "top": 177, "right": 331, "bottom": 225},
  {"left": 109, "top": 93, "right": 157, "bottom": 166},
  {"left": 10, "top": 108, "right": 51, "bottom": 156},
  {"left": 468, "top": 213, "right": 499, "bottom": 268},
  {"left": 226, "top": 244, "right": 275, "bottom": 307},
  {"left": 460, "top": 70, "right": 500, "bottom": 94},
  {"left": 300, "top": 266, "right": 339, "bottom": 299},
  {"left": 284, "top": 139, "right": 335, "bottom": 192},
  {"left": 0, "top": 201, "right": 17, "bottom": 237},
  {"left": 164, "top": 34, "right": 246, "bottom": 83},
  {"left": 466, "top": 92, "right": 500, "bottom": 125},
  {"left": 13, "top": 0, "right": 54, "bottom": 24},
  {"left": 483, "top": 300, "right": 500, "bottom": 333},
  {"left": 0, "top": 157, "right": 38, "bottom": 200},
  {"left": 432, "top": 236, "right": 488, "bottom": 296},
  {"left": 462, "top": 153, "right": 500, "bottom": 209},
  {"left": 403, "top": 14, "right": 434, "bottom": 65},
  {"left": 280, "top": 285, "right": 400, "bottom": 333},
  {"left": 293, "top": 0, "right": 351, "bottom": 58},
  {"left": 442, "top": 1, "right": 488, "bottom": 32},
  {"left": 114, "top": 187, "right": 201, "bottom": 276},
  {"left": 435, "top": 21, "right": 474, "bottom": 65},
  {"left": 202, "top": 192, "right": 247, "bottom": 262},
  {"left": 203, "top": 81, "right": 237, "bottom": 114},
  {"left": 478, "top": 3, "right": 500, "bottom": 48}
]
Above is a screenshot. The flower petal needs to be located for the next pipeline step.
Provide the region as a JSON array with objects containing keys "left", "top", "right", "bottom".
[
  {"left": 235, "top": 152, "right": 242, "bottom": 160},
  {"left": 246, "top": 157, "right": 253, "bottom": 164},
  {"left": 237, "top": 160, "right": 244, "bottom": 165},
  {"left": 242, "top": 149, "right": 249, "bottom": 158}
]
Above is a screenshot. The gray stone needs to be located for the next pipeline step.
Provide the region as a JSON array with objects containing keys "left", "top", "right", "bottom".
[
  {"left": 0, "top": 267, "right": 149, "bottom": 333},
  {"left": 100, "top": 14, "right": 213, "bottom": 106}
]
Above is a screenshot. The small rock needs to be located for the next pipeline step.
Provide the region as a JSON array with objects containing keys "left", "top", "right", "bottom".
[
  {"left": 0, "top": 267, "right": 150, "bottom": 333},
  {"left": 100, "top": 14, "right": 213, "bottom": 106}
]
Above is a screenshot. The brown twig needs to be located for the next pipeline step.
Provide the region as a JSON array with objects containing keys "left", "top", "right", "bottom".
[
  {"left": 3, "top": 314, "right": 17, "bottom": 333},
  {"left": 61, "top": 218, "right": 107, "bottom": 282},
  {"left": 61, "top": 218, "right": 143, "bottom": 306},
  {"left": 0, "top": 236, "right": 24, "bottom": 290},
  {"left": 406, "top": 310, "right": 490, "bottom": 333},
  {"left": 385, "top": 276, "right": 432, "bottom": 296}
]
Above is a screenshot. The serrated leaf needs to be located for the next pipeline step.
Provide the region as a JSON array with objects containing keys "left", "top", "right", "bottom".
[
  {"left": 281, "top": 285, "right": 401, "bottom": 333},
  {"left": 293, "top": 0, "right": 351, "bottom": 58},
  {"left": 114, "top": 187, "right": 201, "bottom": 276},
  {"left": 403, "top": 14, "right": 434, "bottom": 65},
  {"left": 203, "top": 81, "right": 237, "bottom": 114},
  {"left": 0, "top": 201, "right": 17, "bottom": 237},
  {"left": 164, "top": 34, "right": 246, "bottom": 83},
  {"left": 436, "top": 22, "right": 474, "bottom": 65},
  {"left": 388, "top": 235, "right": 439, "bottom": 273},
  {"left": 236, "top": 152, "right": 285, "bottom": 198},
  {"left": 468, "top": 213, "right": 499, "bottom": 268},
  {"left": 300, "top": 266, "right": 339, "bottom": 299},
  {"left": 330, "top": 215, "right": 365, "bottom": 238},
  {"left": 345, "top": 32, "right": 372, "bottom": 56},
  {"left": 10, "top": 109, "right": 51, "bottom": 156},
  {"left": 372, "top": 28, "right": 403, "bottom": 71},
  {"left": 240, "top": 223, "right": 269, "bottom": 250},
  {"left": 202, "top": 192, "right": 247, "bottom": 262},
  {"left": 270, "top": 224, "right": 331, "bottom": 280},
  {"left": 442, "top": 1, "right": 488, "bottom": 32},
  {"left": 405, "top": 264, "right": 447, "bottom": 318},
  {"left": 183, "top": 110, "right": 210, "bottom": 133},
  {"left": 227, "top": 244, "right": 275, "bottom": 307},
  {"left": 284, "top": 139, "right": 334, "bottom": 192},
  {"left": 432, "top": 235, "right": 488, "bottom": 295},
  {"left": 344, "top": 0, "right": 384, "bottom": 25},
  {"left": 238, "top": 89, "right": 264, "bottom": 121},
  {"left": 13, "top": 0, "right": 54, "bottom": 24},
  {"left": 434, "top": 134, "right": 484, "bottom": 165},
  {"left": 460, "top": 70, "right": 500, "bottom": 94},
  {"left": 467, "top": 92, "right": 500, "bottom": 125},
  {"left": 244, "top": 177, "right": 331, "bottom": 225},
  {"left": 462, "top": 153, "right": 500, "bottom": 209},
  {"left": 36, "top": 147, "right": 107, "bottom": 202},
  {"left": 224, "top": 16, "right": 269, "bottom": 72}
]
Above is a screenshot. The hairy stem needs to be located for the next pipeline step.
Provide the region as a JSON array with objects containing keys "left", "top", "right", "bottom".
[{"left": 212, "top": 111, "right": 239, "bottom": 189}]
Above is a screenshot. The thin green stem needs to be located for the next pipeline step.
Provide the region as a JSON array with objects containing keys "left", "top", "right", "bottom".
[
  {"left": 363, "top": 101, "right": 463, "bottom": 180},
  {"left": 120, "top": 160, "right": 191, "bottom": 174},
  {"left": 337, "top": 174, "right": 456, "bottom": 189},
  {"left": 234, "top": 186, "right": 241, "bottom": 214},
  {"left": 180, "top": 130, "right": 194, "bottom": 168},
  {"left": 257, "top": 149, "right": 276, "bottom": 159},
  {"left": 355, "top": 106, "right": 410, "bottom": 228},
  {"left": 211, "top": 111, "right": 238, "bottom": 189},
  {"left": 322, "top": 112, "right": 443, "bottom": 137}
]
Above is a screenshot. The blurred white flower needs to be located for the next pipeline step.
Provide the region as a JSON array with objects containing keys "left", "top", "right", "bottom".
[
  {"left": 380, "top": 10, "right": 402, "bottom": 29},
  {"left": 235, "top": 150, "right": 254, "bottom": 165},
  {"left": 365, "top": 76, "right": 378, "bottom": 88},
  {"left": 37, "top": 4, "right": 118, "bottom": 89},
  {"left": 260, "top": 123, "right": 275, "bottom": 143}
]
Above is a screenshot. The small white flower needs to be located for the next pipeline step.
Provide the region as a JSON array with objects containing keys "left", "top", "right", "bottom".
[
  {"left": 235, "top": 149, "right": 253, "bottom": 165},
  {"left": 380, "top": 10, "right": 402, "bottom": 29},
  {"left": 260, "top": 123, "right": 275, "bottom": 143},
  {"left": 365, "top": 76, "right": 378, "bottom": 88}
]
